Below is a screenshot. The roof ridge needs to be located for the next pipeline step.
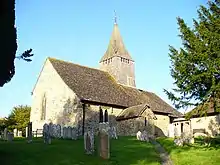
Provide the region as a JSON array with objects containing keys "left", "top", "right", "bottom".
[{"left": 48, "top": 57, "right": 108, "bottom": 73}]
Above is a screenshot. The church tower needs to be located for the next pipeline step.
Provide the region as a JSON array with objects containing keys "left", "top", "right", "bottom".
[{"left": 99, "top": 13, "right": 136, "bottom": 87}]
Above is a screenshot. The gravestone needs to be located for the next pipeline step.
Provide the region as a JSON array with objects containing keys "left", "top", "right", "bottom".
[
  {"left": 98, "top": 123, "right": 110, "bottom": 159},
  {"left": 63, "top": 127, "right": 67, "bottom": 139},
  {"left": 13, "top": 129, "right": 18, "bottom": 137},
  {"left": 84, "top": 131, "right": 94, "bottom": 154},
  {"left": 67, "top": 126, "right": 72, "bottom": 139},
  {"left": 109, "top": 126, "right": 118, "bottom": 139},
  {"left": 25, "top": 127, "right": 28, "bottom": 137},
  {"left": 136, "top": 131, "right": 142, "bottom": 140},
  {"left": 57, "top": 124, "right": 61, "bottom": 138},
  {"left": 49, "top": 123, "right": 53, "bottom": 137},
  {"left": 71, "top": 127, "right": 77, "bottom": 140},
  {"left": 27, "top": 122, "right": 32, "bottom": 143},
  {"left": 7, "top": 132, "right": 14, "bottom": 142},
  {"left": 4, "top": 128, "right": 8, "bottom": 141},
  {"left": 43, "top": 123, "right": 51, "bottom": 144},
  {"left": 141, "top": 130, "right": 149, "bottom": 142}
]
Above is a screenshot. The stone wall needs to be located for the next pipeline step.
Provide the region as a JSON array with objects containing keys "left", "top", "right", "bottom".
[
  {"left": 30, "top": 59, "right": 82, "bottom": 131},
  {"left": 190, "top": 114, "right": 220, "bottom": 136},
  {"left": 83, "top": 104, "right": 155, "bottom": 136},
  {"left": 154, "top": 114, "right": 170, "bottom": 137},
  {"left": 83, "top": 104, "right": 122, "bottom": 135}
]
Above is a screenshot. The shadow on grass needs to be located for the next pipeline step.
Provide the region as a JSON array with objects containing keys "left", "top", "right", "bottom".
[{"left": 0, "top": 136, "right": 160, "bottom": 165}]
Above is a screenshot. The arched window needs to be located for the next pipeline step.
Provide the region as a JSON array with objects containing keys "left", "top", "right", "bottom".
[
  {"left": 99, "top": 107, "right": 103, "bottom": 123},
  {"left": 104, "top": 109, "right": 108, "bottom": 122},
  {"left": 41, "top": 93, "right": 47, "bottom": 120}
]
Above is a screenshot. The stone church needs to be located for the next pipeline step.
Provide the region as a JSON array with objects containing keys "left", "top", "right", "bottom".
[{"left": 30, "top": 19, "right": 182, "bottom": 137}]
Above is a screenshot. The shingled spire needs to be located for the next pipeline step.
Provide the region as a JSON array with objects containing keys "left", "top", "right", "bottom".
[
  {"left": 100, "top": 12, "right": 133, "bottom": 62},
  {"left": 99, "top": 13, "right": 136, "bottom": 87}
]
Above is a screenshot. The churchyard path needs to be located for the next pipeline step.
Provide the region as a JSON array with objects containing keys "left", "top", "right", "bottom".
[{"left": 151, "top": 140, "right": 173, "bottom": 165}]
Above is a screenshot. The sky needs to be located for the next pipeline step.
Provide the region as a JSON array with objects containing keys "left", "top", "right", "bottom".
[{"left": 0, "top": 0, "right": 208, "bottom": 117}]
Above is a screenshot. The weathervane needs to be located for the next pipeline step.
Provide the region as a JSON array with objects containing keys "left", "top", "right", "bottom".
[{"left": 114, "top": 10, "right": 117, "bottom": 24}]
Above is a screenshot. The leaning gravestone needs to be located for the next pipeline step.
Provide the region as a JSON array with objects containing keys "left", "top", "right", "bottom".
[
  {"left": 84, "top": 131, "right": 94, "bottom": 154},
  {"left": 98, "top": 123, "right": 110, "bottom": 159},
  {"left": 43, "top": 123, "right": 51, "bottom": 144},
  {"left": 27, "top": 122, "right": 32, "bottom": 143}
]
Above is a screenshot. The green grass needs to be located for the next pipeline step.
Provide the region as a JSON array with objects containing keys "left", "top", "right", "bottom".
[
  {"left": 157, "top": 137, "right": 220, "bottom": 165},
  {"left": 0, "top": 137, "right": 160, "bottom": 165}
]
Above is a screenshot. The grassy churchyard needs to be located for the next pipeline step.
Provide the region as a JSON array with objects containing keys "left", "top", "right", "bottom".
[
  {"left": 157, "top": 137, "right": 220, "bottom": 165},
  {"left": 0, "top": 136, "right": 220, "bottom": 165},
  {"left": 0, "top": 137, "right": 160, "bottom": 165}
]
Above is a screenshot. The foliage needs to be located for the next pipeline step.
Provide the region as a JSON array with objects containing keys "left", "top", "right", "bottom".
[
  {"left": 6, "top": 105, "right": 31, "bottom": 133},
  {"left": 0, "top": 0, "right": 33, "bottom": 87},
  {"left": 157, "top": 137, "right": 220, "bottom": 165},
  {"left": 0, "top": 137, "right": 160, "bottom": 165},
  {"left": 164, "top": 0, "right": 220, "bottom": 115},
  {"left": 0, "top": 118, "right": 7, "bottom": 131}
]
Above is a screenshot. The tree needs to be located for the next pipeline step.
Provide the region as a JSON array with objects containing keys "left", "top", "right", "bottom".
[
  {"left": 164, "top": 0, "right": 220, "bottom": 116},
  {"left": 0, "top": 118, "right": 7, "bottom": 131},
  {"left": 6, "top": 105, "right": 31, "bottom": 135},
  {"left": 0, "top": 0, "right": 33, "bottom": 87}
]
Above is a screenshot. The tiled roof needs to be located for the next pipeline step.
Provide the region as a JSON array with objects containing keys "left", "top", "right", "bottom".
[{"left": 49, "top": 57, "right": 182, "bottom": 117}]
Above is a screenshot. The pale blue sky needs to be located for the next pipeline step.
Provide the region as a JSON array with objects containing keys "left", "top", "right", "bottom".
[{"left": 0, "top": 0, "right": 207, "bottom": 117}]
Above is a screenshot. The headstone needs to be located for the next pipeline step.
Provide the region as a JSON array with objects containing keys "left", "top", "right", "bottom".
[
  {"left": 99, "top": 123, "right": 110, "bottom": 159},
  {"left": 7, "top": 132, "right": 14, "bottom": 142},
  {"left": 67, "top": 126, "right": 72, "bottom": 139},
  {"left": 109, "top": 126, "right": 118, "bottom": 139},
  {"left": 141, "top": 130, "right": 149, "bottom": 142},
  {"left": 136, "top": 131, "right": 142, "bottom": 140},
  {"left": 84, "top": 131, "right": 94, "bottom": 154},
  {"left": 25, "top": 127, "right": 28, "bottom": 137},
  {"left": 27, "top": 122, "right": 32, "bottom": 143},
  {"left": 56, "top": 124, "right": 61, "bottom": 138},
  {"left": 60, "top": 125, "right": 64, "bottom": 138},
  {"left": 13, "top": 129, "right": 18, "bottom": 137},
  {"left": 43, "top": 123, "right": 51, "bottom": 144},
  {"left": 63, "top": 127, "right": 67, "bottom": 139},
  {"left": 71, "top": 127, "right": 77, "bottom": 140},
  {"left": 174, "top": 138, "right": 183, "bottom": 146},
  {"left": 18, "top": 131, "right": 22, "bottom": 137},
  {"left": 4, "top": 128, "right": 8, "bottom": 141}
]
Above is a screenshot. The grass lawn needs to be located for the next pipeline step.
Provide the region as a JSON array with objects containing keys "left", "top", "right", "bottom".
[
  {"left": 0, "top": 136, "right": 160, "bottom": 165},
  {"left": 157, "top": 137, "right": 220, "bottom": 165}
]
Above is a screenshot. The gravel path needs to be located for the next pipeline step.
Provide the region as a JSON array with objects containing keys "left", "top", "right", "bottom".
[{"left": 151, "top": 140, "right": 173, "bottom": 165}]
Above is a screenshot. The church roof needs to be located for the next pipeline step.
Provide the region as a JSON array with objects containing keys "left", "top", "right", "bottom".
[
  {"left": 49, "top": 57, "right": 181, "bottom": 117},
  {"left": 116, "top": 103, "right": 157, "bottom": 121},
  {"left": 100, "top": 23, "right": 133, "bottom": 62}
]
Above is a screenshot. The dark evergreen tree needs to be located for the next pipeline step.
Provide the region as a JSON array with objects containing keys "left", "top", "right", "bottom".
[
  {"left": 0, "top": 0, "right": 33, "bottom": 87},
  {"left": 164, "top": 0, "right": 220, "bottom": 115}
]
